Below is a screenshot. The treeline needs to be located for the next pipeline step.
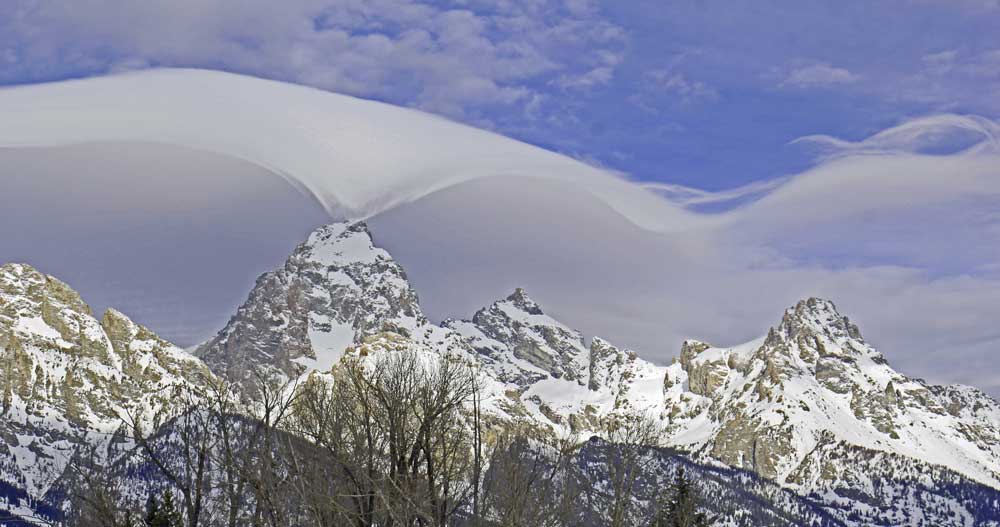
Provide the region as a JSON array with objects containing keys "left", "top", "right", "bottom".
[{"left": 62, "top": 351, "right": 713, "bottom": 527}]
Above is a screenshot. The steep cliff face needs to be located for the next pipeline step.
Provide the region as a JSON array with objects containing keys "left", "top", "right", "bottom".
[{"left": 0, "top": 263, "right": 214, "bottom": 506}]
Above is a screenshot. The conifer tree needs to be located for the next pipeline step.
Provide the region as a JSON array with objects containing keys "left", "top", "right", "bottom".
[
  {"left": 145, "top": 489, "right": 181, "bottom": 527},
  {"left": 144, "top": 494, "right": 162, "bottom": 527},
  {"left": 651, "top": 467, "right": 712, "bottom": 527}
]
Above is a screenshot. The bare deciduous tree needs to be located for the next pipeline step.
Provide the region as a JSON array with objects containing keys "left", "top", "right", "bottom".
[
  {"left": 602, "top": 412, "right": 665, "bottom": 527},
  {"left": 64, "top": 351, "right": 685, "bottom": 527}
]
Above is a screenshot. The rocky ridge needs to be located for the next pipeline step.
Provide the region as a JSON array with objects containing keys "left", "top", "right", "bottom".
[{"left": 0, "top": 263, "right": 214, "bottom": 517}]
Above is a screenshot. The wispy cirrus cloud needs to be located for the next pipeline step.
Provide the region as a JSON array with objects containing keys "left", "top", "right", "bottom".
[{"left": 779, "top": 63, "right": 860, "bottom": 88}]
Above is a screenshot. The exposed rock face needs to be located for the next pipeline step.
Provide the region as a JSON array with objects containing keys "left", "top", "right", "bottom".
[
  {"left": 588, "top": 337, "right": 655, "bottom": 412},
  {"left": 679, "top": 340, "right": 728, "bottom": 396},
  {"left": 448, "top": 288, "right": 590, "bottom": 384},
  {"left": 588, "top": 337, "right": 624, "bottom": 391},
  {"left": 196, "top": 222, "right": 431, "bottom": 386},
  {"left": 0, "top": 263, "right": 214, "bottom": 500}
]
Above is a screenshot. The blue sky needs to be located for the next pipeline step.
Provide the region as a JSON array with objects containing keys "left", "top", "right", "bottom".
[{"left": 3, "top": 0, "right": 998, "bottom": 192}]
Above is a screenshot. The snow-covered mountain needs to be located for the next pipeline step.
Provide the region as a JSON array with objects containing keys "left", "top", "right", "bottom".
[
  {"left": 195, "top": 222, "right": 1000, "bottom": 491},
  {"left": 0, "top": 263, "right": 215, "bottom": 520},
  {"left": 662, "top": 298, "right": 1000, "bottom": 490},
  {"left": 195, "top": 221, "right": 466, "bottom": 388},
  {"left": 3, "top": 221, "right": 1000, "bottom": 524}
]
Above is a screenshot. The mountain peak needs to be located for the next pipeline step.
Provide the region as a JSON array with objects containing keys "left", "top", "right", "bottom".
[
  {"left": 778, "top": 297, "right": 863, "bottom": 343},
  {"left": 0, "top": 261, "right": 33, "bottom": 274},
  {"left": 296, "top": 220, "right": 388, "bottom": 267},
  {"left": 198, "top": 220, "right": 425, "bottom": 385},
  {"left": 504, "top": 287, "right": 543, "bottom": 315},
  {"left": 456, "top": 287, "right": 589, "bottom": 384},
  {"left": 1, "top": 261, "right": 93, "bottom": 318},
  {"left": 790, "top": 297, "right": 840, "bottom": 318},
  {"left": 309, "top": 219, "right": 370, "bottom": 239}
]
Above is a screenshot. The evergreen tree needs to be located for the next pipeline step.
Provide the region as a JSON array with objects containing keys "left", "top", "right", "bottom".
[
  {"left": 144, "top": 494, "right": 162, "bottom": 527},
  {"left": 651, "top": 467, "right": 712, "bottom": 527},
  {"left": 145, "top": 489, "right": 181, "bottom": 527}
]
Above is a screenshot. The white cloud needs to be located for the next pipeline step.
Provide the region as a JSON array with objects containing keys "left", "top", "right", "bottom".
[
  {"left": 922, "top": 50, "right": 959, "bottom": 74},
  {"left": 793, "top": 113, "right": 1000, "bottom": 155},
  {"left": 0, "top": 0, "right": 626, "bottom": 120},
  {"left": 628, "top": 51, "right": 719, "bottom": 111},
  {"left": 555, "top": 66, "right": 615, "bottom": 89},
  {"left": 951, "top": 49, "right": 1000, "bottom": 79},
  {"left": 0, "top": 69, "right": 694, "bottom": 231},
  {"left": 645, "top": 69, "right": 719, "bottom": 104},
  {"left": 781, "top": 63, "right": 860, "bottom": 88},
  {"left": 3, "top": 69, "right": 1000, "bottom": 396},
  {"left": 869, "top": 49, "right": 1000, "bottom": 111}
]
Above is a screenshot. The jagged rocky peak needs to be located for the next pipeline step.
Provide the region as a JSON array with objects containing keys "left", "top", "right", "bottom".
[
  {"left": 772, "top": 297, "right": 864, "bottom": 346},
  {"left": 678, "top": 339, "right": 712, "bottom": 368},
  {"left": 0, "top": 263, "right": 212, "bottom": 402},
  {"left": 675, "top": 298, "right": 881, "bottom": 398},
  {"left": 676, "top": 339, "right": 736, "bottom": 397},
  {"left": 463, "top": 288, "right": 590, "bottom": 384},
  {"left": 0, "top": 263, "right": 113, "bottom": 363},
  {"left": 1, "top": 262, "right": 92, "bottom": 320},
  {"left": 505, "top": 287, "right": 543, "bottom": 315},
  {"left": 196, "top": 220, "right": 428, "bottom": 386},
  {"left": 752, "top": 297, "right": 886, "bottom": 386}
]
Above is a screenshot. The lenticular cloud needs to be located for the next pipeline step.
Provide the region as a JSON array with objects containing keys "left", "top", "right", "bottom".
[
  {"left": 3, "top": 68, "right": 1000, "bottom": 396},
  {"left": 0, "top": 68, "right": 696, "bottom": 233}
]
